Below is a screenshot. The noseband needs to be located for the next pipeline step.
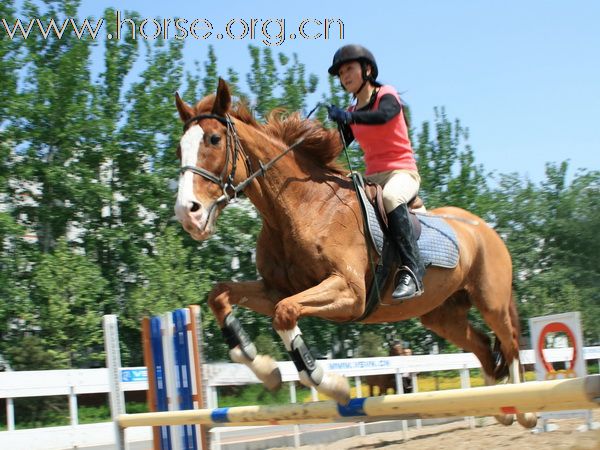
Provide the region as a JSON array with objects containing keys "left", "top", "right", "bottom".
[{"left": 179, "top": 113, "right": 306, "bottom": 215}]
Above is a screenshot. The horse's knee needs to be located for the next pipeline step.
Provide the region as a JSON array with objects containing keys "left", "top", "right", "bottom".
[
  {"left": 348, "top": 299, "right": 365, "bottom": 321},
  {"left": 273, "top": 300, "right": 301, "bottom": 330},
  {"left": 208, "top": 283, "right": 231, "bottom": 320}
]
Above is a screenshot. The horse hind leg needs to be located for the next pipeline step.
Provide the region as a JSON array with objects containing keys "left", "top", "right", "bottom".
[
  {"left": 420, "top": 291, "right": 516, "bottom": 426},
  {"left": 509, "top": 356, "right": 537, "bottom": 428},
  {"left": 492, "top": 336, "right": 510, "bottom": 380},
  {"left": 477, "top": 294, "right": 537, "bottom": 428},
  {"left": 483, "top": 364, "right": 515, "bottom": 426},
  {"left": 506, "top": 299, "right": 537, "bottom": 428}
]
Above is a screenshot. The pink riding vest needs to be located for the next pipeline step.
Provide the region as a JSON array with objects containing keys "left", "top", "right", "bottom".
[{"left": 349, "top": 85, "right": 417, "bottom": 175}]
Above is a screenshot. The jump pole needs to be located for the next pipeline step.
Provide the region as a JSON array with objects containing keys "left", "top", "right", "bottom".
[{"left": 118, "top": 375, "right": 600, "bottom": 428}]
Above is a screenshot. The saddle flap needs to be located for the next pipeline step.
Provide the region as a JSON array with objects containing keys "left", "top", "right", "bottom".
[
  {"left": 364, "top": 182, "right": 388, "bottom": 228},
  {"left": 355, "top": 178, "right": 385, "bottom": 256}
]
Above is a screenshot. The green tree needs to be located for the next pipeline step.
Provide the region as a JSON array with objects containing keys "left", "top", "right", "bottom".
[
  {"left": 246, "top": 46, "right": 319, "bottom": 119},
  {"left": 356, "top": 331, "right": 386, "bottom": 357},
  {"left": 124, "top": 226, "right": 214, "bottom": 365},
  {"left": 492, "top": 164, "right": 600, "bottom": 343},
  {"left": 11, "top": 0, "right": 99, "bottom": 254},
  {"left": 247, "top": 46, "right": 279, "bottom": 118},
  {"left": 415, "top": 107, "right": 491, "bottom": 214},
  {"left": 202, "top": 45, "right": 219, "bottom": 96},
  {"left": 0, "top": 0, "right": 19, "bottom": 123},
  {"left": 32, "top": 239, "right": 108, "bottom": 367},
  {"left": 78, "top": 8, "right": 139, "bottom": 316},
  {"left": 278, "top": 52, "right": 318, "bottom": 113}
]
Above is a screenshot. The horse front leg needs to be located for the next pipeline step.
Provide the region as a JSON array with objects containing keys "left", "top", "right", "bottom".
[
  {"left": 272, "top": 274, "right": 364, "bottom": 405},
  {"left": 208, "top": 280, "right": 282, "bottom": 391}
]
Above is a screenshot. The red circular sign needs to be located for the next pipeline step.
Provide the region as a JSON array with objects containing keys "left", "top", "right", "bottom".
[{"left": 537, "top": 321, "right": 577, "bottom": 374}]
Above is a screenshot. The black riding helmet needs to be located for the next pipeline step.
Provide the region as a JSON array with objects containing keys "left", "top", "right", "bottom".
[{"left": 328, "top": 44, "right": 379, "bottom": 80}]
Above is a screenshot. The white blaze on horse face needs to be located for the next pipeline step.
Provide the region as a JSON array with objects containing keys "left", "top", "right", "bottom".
[{"left": 175, "top": 125, "right": 204, "bottom": 223}]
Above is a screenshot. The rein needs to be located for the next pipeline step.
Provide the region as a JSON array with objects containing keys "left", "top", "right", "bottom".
[{"left": 180, "top": 113, "right": 305, "bottom": 215}]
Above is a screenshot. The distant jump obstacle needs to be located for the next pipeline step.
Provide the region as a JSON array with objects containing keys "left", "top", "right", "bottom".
[{"left": 104, "top": 313, "right": 600, "bottom": 450}]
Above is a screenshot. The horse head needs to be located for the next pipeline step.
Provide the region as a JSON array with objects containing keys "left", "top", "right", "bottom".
[{"left": 174, "top": 78, "right": 248, "bottom": 241}]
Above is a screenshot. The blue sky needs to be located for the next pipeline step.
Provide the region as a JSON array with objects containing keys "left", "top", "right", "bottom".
[{"left": 21, "top": 1, "right": 600, "bottom": 182}]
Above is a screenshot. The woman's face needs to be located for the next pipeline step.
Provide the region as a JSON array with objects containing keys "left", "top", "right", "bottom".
[{"left": 338, "top": 60, "right": 369, "bottom": 94}]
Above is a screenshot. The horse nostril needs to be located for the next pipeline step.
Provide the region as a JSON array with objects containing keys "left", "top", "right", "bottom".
[{"left": 190, "top": 201, "right": 201, "bottom": 213}]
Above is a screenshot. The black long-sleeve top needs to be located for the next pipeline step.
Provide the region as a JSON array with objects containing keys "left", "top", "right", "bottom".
[{"left": 340, "top": 89, "right": 402, "bottom": 145}]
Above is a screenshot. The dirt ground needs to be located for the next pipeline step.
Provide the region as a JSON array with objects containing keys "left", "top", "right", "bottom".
[{"left": 271, "top": 411, "right": 600, "bottom": 450}]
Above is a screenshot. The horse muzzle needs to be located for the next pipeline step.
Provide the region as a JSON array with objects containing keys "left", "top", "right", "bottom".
[{"left": 174, "top": 200, "right": 218, "bottom": 241}]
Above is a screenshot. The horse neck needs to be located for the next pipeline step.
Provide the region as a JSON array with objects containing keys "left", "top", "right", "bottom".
[{"left": 236, "top": 123, "right": 320, "bottom": 224}]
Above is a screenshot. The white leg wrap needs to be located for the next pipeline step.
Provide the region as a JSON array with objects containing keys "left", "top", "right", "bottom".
[
  {"left": 277, "top": 326, "right": 302, "bottom": 351},
  {"left": 277, "top": 326, "right": 350, "bottom": 404}
]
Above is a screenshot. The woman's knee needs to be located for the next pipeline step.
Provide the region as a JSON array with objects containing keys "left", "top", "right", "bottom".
[{"left": 382, "top": 187, "right": 414, "bottom": 212}]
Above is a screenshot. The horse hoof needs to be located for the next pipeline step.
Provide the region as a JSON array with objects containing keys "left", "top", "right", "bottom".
[
  {"left": 494, "top": 414, "right": 514, "bottom": 426},
  {"left": 229, "top": 347, "right": 252, "bottom": 364},
  {"left": 229, "top": 350, "right": 282, "bottom": 391},
  {"left": 254, "top": 355, "right": 282, "bottom": 391},
  {"left": 517, "top": 412, "right": 537, "bottom": 429},
  {"left": 319, "top": 372, "right": 351, "bottom": 405}
]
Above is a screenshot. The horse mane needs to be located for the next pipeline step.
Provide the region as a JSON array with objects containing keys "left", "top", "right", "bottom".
[
  {"left": 191, "top": 96, "right": 345, "bottom": 173},
  {"left": 262, "top": 110, "right": 346, "bottom": 173}
]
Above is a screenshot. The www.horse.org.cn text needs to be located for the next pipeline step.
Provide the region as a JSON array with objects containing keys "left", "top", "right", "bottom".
[{"left": 1, "top": 11, "right": 345, "bottom": 46}]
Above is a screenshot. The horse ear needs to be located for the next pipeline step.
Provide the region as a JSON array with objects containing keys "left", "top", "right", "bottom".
[
  {"left": 212, "top": 78, "right": 231, "bottom": 116},
  {"left": 175, "top": 92, "right": 193, "bottom": 122}
]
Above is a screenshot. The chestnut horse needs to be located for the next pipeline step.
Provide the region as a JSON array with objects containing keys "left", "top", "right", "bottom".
[{"left": 174, "top": 79, "right": 536, "bottom": 427}]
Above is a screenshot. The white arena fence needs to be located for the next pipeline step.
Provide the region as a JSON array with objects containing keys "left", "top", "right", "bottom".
[{"left": 1, "top": 347, "right": 599, "bottom": 449}]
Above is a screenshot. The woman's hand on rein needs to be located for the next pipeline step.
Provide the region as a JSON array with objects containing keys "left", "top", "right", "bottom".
[{"left": 327, "top": 105, "right": 353, "bottom": 125}]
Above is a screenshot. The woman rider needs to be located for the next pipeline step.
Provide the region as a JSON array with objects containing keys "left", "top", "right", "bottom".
[{"left": 327, "top": 44, "right": 425, "bottom": 300}]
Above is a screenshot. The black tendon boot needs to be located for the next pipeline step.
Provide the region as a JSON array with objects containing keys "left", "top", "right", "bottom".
[{"left": 387, "top": 204, "right": 425, "bottom": 300}]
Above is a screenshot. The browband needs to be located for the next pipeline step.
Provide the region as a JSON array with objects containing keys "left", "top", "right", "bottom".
[{"left": 183, "top": 113, "right": 229, "bottom": 131}]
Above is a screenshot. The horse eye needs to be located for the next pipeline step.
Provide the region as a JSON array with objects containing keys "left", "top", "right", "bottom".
[{"left": 210, "top": 134, "right": 221, "bottom": 145}]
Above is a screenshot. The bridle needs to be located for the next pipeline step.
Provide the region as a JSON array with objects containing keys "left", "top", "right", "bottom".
[
  {"left": 180, "top": 113, "right": 250, "bottom": 207},
  {"left": 179, "top": 113, "right": 306, "bottom": 217}
]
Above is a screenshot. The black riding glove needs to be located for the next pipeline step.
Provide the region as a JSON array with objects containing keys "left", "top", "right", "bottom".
[{"left": 327, "top": 105, "right": 353, "bottom": 125}]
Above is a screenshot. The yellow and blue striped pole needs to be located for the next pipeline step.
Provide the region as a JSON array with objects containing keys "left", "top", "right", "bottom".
[{"left": 118, "top": 374, "right": 600, "bottom": 428}]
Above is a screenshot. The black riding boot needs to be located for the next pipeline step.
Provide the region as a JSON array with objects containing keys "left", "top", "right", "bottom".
[{"left": 387, "top": 204, "right": 425, "bottom": 300}]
